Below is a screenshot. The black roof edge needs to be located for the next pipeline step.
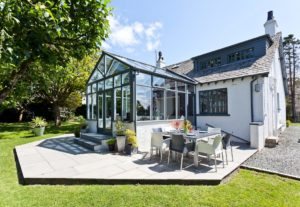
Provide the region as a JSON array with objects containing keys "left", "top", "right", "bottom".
[{"left": 191, "top": 34, "right": 273, "bottom": 60}]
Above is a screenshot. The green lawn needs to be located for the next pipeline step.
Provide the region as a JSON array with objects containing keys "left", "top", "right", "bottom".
[{"left": 0, "top": 122, "right": 299, "bottom": 207}]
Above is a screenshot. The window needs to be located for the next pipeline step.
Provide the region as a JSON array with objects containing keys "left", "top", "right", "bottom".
[
  {"left": 199, "top": 57, "right": 221, "bottom": 70},
  {"left": 136, "top": 86, "right": 151, "bottom": 120},
  {"left": 277, "top": 93, "right": 280, "bottom": 111},
  {"left": 87, "top": 94, "right": 92, "bottom": 119},
  {"left": 166, "top": 91, "right": 176, "bottom": 119},
  {"left": 227, "top": 48, "right": 254, "bottom": 63},
  {"left": 177, "top": 92, "right": 186, "bottom": 118},
  {"left": 89, "top": 70, "right": 103, "bottom": 83},
  {"left": 152, "top": 88, "right": 164, "bottom": 120},
  {"left": 199, "top": 88, "right": 228, "bottom": 115},
  {"left": 187, "top": 93, "right": 194, "bottom": 123}
]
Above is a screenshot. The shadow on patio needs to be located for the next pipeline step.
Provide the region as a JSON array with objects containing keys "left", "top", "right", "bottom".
[{"left": 37, "top": 136, "right": 92, "bottom": 155}]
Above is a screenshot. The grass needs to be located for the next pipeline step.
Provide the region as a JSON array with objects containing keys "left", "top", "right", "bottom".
[
  {"left": 0, "top": 122, "right": 300, "bottom": 207},
  {"left": 291, "top": 122, "right": 300, "bottom": 127}
]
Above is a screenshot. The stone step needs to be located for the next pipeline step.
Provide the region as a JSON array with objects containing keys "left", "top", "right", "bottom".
[
  {"left": 74, "top": 138, "right": 103, "bottom": 151},
  {"left": 80, "top": 133, "right": 111, "bottom": 144},
  {"left": 265, "top": 136, "right": 279, "bottom": 148}
]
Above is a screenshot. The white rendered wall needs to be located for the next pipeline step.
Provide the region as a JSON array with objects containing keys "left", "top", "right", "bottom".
[
  {"left": 264, "top": 49, "right": 286, "bottom": 136},
  {"left": 136, "top": 120, "right": 175, "bottom": 152},
  {"left": 196, "top": 77, "right": 261, "bottom": 142}
]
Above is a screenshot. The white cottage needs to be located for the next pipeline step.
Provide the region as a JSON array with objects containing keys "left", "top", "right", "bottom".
[{"left": 82, "top": 11, "right": 287, "bottom": 151}]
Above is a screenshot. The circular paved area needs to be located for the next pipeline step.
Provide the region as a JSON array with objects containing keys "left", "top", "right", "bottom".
[{"left": 244, "top": 126, "right": 300, "bottom": 178}]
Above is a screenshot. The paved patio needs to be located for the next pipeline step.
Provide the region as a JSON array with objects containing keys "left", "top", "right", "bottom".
[{"left": 15, "top": 134, "right": 257, "bottom": 185}]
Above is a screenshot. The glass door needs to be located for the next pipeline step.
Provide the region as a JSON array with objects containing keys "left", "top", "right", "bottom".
[
  {"left": 104, "top": 89, "right": 113, "bottom": 132},
  {"left": 98, "top": 92, "right": 103, "bottom": 129}
]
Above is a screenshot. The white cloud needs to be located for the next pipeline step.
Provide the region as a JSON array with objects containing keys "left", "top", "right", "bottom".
[{"left": 102, "top": 16, "right": 163, "bottom": 52}]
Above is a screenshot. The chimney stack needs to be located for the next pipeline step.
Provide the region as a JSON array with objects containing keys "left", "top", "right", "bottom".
[
  {"left": 156, "top": 51, "right": 165, "bottom": 68},
  {"left": 264, "top": 10, "right": 278, "bottom": 37}
]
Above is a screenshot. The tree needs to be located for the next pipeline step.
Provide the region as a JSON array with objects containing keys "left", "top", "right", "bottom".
[
  {"left": 0, "top": 0, "right": 111, "bottom": 103},
  {"left": 32, "top": 54, "right": 97, "bottom": 125},
  {"left": 283, "top": 34, "right": 300, "bottom": 121}
]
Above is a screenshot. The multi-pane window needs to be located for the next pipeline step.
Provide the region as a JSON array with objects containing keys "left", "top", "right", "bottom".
[
  {"left": 199, "top": 88, "right": 228, "bottom": 115},
  {"left": 199, "top": 57, "right": 221, "bottom": 70},
  {"left": 227, "top": 48, "right": 254, "bottom": 63}
]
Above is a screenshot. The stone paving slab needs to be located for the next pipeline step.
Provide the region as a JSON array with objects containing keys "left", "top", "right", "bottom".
[{"left": 15, "top": 134, "right": 257, "bottom": 185}]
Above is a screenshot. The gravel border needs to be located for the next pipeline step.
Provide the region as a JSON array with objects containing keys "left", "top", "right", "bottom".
[{"left": 243, "top": 126, "right": 300, "bottom": 178}]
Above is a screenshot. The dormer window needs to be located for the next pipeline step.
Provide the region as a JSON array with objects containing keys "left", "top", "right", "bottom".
[
  {"left": 199, "top": 57, "right": 221, "bottom": 70},
  {"left": 228, "top": 48, "right": 254, "bottom": 63}
]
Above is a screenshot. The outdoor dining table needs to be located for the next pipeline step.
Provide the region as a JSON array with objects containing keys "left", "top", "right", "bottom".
[{"left": 184, "top": 131, "right": 221, "bottom": 167}]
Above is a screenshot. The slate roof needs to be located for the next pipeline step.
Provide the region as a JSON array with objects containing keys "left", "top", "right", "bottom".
[
  {"left": 166, "top": 33, "right": 282, "bottom": 84},
  {"left": 104, "top": 51, "right": 196, "bottom": 84}
]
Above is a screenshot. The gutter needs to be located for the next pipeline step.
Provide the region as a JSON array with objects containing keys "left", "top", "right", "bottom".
[{"left": 250, "top": 77, "right": 258, "bottom": 122}]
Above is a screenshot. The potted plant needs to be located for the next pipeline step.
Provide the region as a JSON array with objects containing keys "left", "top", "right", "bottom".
[
  {"left": 115, "top": 118, "right": 126, "bottom": 152},
  {"left": 106, "top": 138, "right": 116, "bottom": 152},
  {"left": 30, "top": 117, "right": 47, "bottom": 136},
  {"left": 124, "top": 129, "right": 138, "bottom": 155}
]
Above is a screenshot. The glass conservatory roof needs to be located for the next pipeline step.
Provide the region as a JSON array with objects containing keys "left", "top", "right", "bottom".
[
  {"left": 105, "top": 52, "right": 196, "bottom": 84},
  {"left": 88, "top": 51, "right": 196, "bottom": 84}
]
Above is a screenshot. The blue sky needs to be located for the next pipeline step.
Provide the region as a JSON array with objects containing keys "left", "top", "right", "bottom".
[{"left": 102, "top": 0, "right": 300, "bottom": 65}]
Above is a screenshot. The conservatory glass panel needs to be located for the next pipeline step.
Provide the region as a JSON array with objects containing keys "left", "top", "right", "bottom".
[
  {"left": 98, "top": 81, "right": 104, "bottom": 91},
  {"left": 122, "top": 72, "right": 130, "bottom": 85},
  {"left": 105, "top": 90, "right": 113, "bottom": 129},
  {"left": 153, "top": 76, "right": 165, "bottom": 88},
  {"left": 114, "top": 74, "right": 122, "bottom": 87},
  {"left": 152, "top": 88, "right": 164, "bottom": 120},
  {"left": 92, "top": 83, "right": 97, "bottom": 93},
  {"left": 166, "top": 79, "right": 176, "bottom": 90},
  {"left": 107, "top": 60, "right": 129, "bottom": 76},
  {"left": 177, "top": 92, "right": 186, "bottom": 118},
  {"left": 166, "top": 91, "right": 176, "bottom": 119},
  {"left": 98, "top": 93, "right": 103, "bottom": 128},
  {"left": 97, "top": 58, "right": 105, "bottom": 75},
  {"left": 115, "top": 88, "right": 122, "bottom": 119},
  {"left": 105, "top": 55, "right": 113, "bottom": 74},
  {"left": 87, "top": 94, "right": 92, "bottom": 119},
  {"left": 136, "top": 86, "right": 151, "bottom": 121},
  {"left": 187, "top": 84, "right": 195, "bottom": 93},
  {"left": 136, "top": 72, "right": 151, "bottom": 86},
  {"left": 122, "top": 85, "right": 131, "bottom": 121},
  {"left": 105, "top": 78, "right": 113, "bottom": 89},
  {"left": 177, "top": 82, "right": 185, "bottom": 92},
  {"left": 92, "top": 93, "right": 97, "bottom": 119},
  {"left": 89, "top": 70, "right": 103, "bottom": 83},
  {"left": 187, "top": 93, "right": 194, "bottom": 124}
]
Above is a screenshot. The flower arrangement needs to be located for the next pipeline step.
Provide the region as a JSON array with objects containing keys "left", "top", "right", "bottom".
[
  {"left": 182, "top": 119, "right": 193, "bottom": 133},
  {"left": 170, "top": 120, "right": 182, "bottom": 130}
]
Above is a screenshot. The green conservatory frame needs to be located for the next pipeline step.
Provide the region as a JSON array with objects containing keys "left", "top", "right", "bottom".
[{"left": 86, "top": 51, "right": 196, "bottom": 135}]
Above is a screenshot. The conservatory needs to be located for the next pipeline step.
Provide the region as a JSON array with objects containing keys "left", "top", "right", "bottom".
[{"left": 86, "top": 52, "right": 196, "bottom": 150}]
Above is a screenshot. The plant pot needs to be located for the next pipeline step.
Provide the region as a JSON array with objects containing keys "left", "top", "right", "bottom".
[
  {"left": 125, "top": 144, "right": 132, "bottom": 155},
  {"left": 108, "top": 144, "right": 115, "bottom": 152},
  {"left": 116, "top": 135, "right": 126, "bottom": 152},
  {"left": 32, "top": 127, "right": 45, "bottom": 136}
]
